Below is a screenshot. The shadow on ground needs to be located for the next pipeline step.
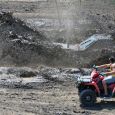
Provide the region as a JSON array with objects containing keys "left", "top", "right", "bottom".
[{"left": 81, "top": 101, "right": 115, "bottom": 111}]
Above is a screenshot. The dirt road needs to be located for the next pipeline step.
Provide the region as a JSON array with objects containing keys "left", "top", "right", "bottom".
[{"left": 0, "top": 80, "right": 115, "bottom": 115}]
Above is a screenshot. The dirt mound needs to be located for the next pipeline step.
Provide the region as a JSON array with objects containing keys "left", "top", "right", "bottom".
[
  {"left": 0, "top": 11, "right": 46, "bottom": 41},
  {"left": 0, "top": 11, "right": 67, "bottom": 66},
  {"left": 0, "top": 11, "right": 114, "bottom": 67}
]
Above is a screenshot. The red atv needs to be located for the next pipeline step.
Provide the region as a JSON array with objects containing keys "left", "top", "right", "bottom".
[{"left": 76, "top": 67, "right": 115, "bottom": 106}]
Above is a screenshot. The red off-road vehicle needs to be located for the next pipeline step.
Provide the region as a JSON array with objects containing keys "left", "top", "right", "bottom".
[{"left": 76, "top": 68, "right": 115, "bottom": 106}]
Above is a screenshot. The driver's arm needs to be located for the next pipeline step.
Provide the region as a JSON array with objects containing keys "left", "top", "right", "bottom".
[{"left": 97, "top": 64, "right": 110, "bottom": 68}]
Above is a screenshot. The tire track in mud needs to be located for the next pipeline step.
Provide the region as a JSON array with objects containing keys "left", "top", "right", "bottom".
[
  {"left": 0, "top": 83, "right": 106, "bottom": 115},
  {"left": 0, "top": 67, "right": 114, "bottom": 115}
]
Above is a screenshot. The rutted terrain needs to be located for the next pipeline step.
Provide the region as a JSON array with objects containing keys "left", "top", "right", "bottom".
[
  {"left": 0, "top": 11, "right": 69, "bottom": 66},
  {"left": 0, "top": 1, "right": 114, "bottom": 115},
  {"left": 1, "top": 0, "right": 115, "bottom": 42},
  {"left": 0, "top": 11, "right": 114, "bottom": 67},
  {"left": 0, "top": 66, "right": 114, "bottom": 115}
]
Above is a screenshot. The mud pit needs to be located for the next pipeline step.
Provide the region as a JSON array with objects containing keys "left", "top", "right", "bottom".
[{"left": 0, "top": 67, "right": 114, "bottom": 115}]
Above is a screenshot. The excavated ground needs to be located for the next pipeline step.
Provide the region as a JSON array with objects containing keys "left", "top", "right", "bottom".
[
  {"left": 0, "top": 1, "right": 114, "bottom": 115},
  {"left": 0, "top": 66, "right": 114, "bottom": 115},
  {"left": 0, "top": 11, "right": 69, "bottom": 67}
]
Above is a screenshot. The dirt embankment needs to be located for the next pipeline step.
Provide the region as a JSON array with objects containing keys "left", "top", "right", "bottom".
[
  {"left": 0, "top": 11, "right": 114, "bottom": 68},
  {"left": 0, "top": 11, "right": 69, "bottom": 66},
  {"left": 3, "top": 0, "right": 115, "bottom": 43}
]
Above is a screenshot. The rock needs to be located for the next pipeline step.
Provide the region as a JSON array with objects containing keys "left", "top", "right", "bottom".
[
  {"left": 0, "top": 67, "right": 48, "bottom": 88},
  {"left": 0, "top": 66, "right": 92, "bottom": 88},
  {"left": 64, "top": 68, "right": 80, "bottom": 74},
  {"left": 20, "top": 71, "right": 38, "bottom": 78}
]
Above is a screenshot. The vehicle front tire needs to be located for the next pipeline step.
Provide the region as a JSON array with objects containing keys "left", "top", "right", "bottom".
[{"left": 80, "top": 89, "right": 96, "bottom": 106}]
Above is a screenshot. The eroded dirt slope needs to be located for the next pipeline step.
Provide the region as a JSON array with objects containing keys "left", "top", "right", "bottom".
[{"left": 0, "top": 11, "right": 68, "bottom": 66}]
